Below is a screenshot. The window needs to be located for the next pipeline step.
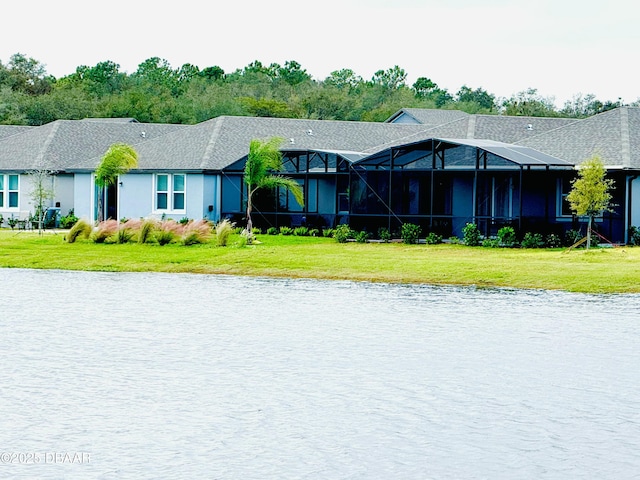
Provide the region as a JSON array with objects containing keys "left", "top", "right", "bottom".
[
  {"left": 155, "top": 174, "right": 186, "bottom": 212},
  {"left": 0, "top": 174, "right": 19, "bottom": 209},
  {"left": 558, "top": 177, "right": 573, "bottom": 217}
]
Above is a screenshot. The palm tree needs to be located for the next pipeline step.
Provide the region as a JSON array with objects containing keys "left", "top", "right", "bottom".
[
  {"left": 244, "top": 137, "right": 304, "bottom": 236},
  {"left": 95, "top": 143, "right": 138, "bottom": 221}
]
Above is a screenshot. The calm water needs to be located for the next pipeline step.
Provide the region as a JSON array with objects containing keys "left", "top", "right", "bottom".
[{"left": 1, "top": 268, "right": 639, "bottom": 479}]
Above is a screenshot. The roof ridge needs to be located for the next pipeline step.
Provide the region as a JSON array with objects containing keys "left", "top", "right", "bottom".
[
  {"left": 201, "top": 117, "right": 225, "bottom": 168},
  {"left": 35, "top": 121, "right": 60, "bottom": 169}
]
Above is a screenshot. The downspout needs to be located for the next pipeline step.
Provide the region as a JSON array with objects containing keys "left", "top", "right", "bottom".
[
  {"left": 628, "top": 174, "right": 639, "bottom": 244},
  {"left": 389, "top": 148, "right": 393, "bottom": 233},
  {"left": 518, "top": 166, "right": 523, "bottom": 234}
]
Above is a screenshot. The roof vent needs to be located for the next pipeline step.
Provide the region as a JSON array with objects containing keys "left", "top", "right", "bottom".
[
  {"left": 140, "top": 131, "right": 146, "bottom": 138},
  {"left": 290, "top": 138, "right": 295, "bottom": 144},
  {"left": 306, "top": 129, "right": 313, "bottom": 136},
  {"left": 526, "top": 124, "right": 533, "bottom": 131}
]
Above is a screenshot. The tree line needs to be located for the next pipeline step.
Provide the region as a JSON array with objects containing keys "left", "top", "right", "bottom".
[{"left": 0, "top": 53, "right": 635, "bottom": 126}]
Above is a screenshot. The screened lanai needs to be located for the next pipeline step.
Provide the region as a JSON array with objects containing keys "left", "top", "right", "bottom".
[
  {"left": 348, "top": 138, "right": 575, "bottom": 238},
  {"left": 219, "top": 149, "right": 367, "bottom": 230}
]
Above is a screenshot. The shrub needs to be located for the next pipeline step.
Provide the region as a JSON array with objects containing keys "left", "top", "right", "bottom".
[
  {"left": 401, "top": 223, "right": 422, "bottom": 244},
  {"left": 545, "top": 233, "right": 562, "bottom": 248},
  {"left": 66, "top": 218, "right": 92, "bottom": 243},
  {"left": 308, "top": 228, "right": 320, "bottom": 237},
  {"left": 424, "top": 232, "right": 442, "bottom": 245},
  {"left": 91, "top": 219, "right": 119, "bottom": 243},
  {"left": 280, "top": 226, "right": 294, "bottom": 236},
  {"left": 497, "top": 226, "right": 517, "bottom": 247},
  {"left": 178, "top": 217, "right": 190, "bottom": 225},
  {"left": 294, "top": 226, "right": 309, "bottom": 236},
  {"left": 252, "top": 227, "right": 262, "bottom": 235},
  {"left": 482, "top": 238, "right": 500, "bottom": 248},
  {"left": 448, "top": 236, "right": 461, "bottom": 244},
  {"left": 629, "top": 226, "right": 640, "bottom": 246},
  {"left": 59, "top": 209, "right": 78, "bottom": 229},
  {"left": 564, "top": 229, "right": 583, "bottom": 247},
  {"left": 462, "top": 223, "right": 481, "bottom": 246},
  {"left": 322, "top": 228, "right": 335, "bottom": 238},
  {"left": 377, "top": 227, "right": 391, "bottom": 243},
  {"left": 521, "top": 232, "right": 545, "bottom": 248},
  {"left": 267, "top": 227, "right": 279, "bottom": 235},
  {"left": 215, "top": 218, "right": 235, "bottom": 246},
  {"left": 355, "top": 230, "right": 370, "bottom": 243},
  {"left": 333, "top": 224, "right": 353, "bottom": 243},
  {"left": 181, "top": 219, "right": 212, "bottom": 245}
]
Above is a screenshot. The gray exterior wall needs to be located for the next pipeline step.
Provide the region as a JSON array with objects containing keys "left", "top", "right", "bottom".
[
  {"left": 54, "top": 174, "right": 74, "bottom": 216},
  {"left": 73, "top": 173, "right": 94, "bottom": 221}
]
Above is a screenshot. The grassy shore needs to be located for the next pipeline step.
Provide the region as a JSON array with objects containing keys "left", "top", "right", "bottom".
[{"left": 1, "top": 229, "right": 639, "bottom": 294}]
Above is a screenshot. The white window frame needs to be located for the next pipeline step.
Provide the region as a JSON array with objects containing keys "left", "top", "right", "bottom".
[
  {"left": 154, "top": 173, "right": 186, "bottom": 213},
  {"left": 0, "top": 174, "right": 20, "bottom": 210}
]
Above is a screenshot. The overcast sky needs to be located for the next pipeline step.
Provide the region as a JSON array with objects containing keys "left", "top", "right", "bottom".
[{"left": 2, "top": 0, "right": 639, "bottom": 107}]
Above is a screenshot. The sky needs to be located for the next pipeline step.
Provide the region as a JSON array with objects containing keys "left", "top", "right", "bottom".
[{"left": 2, "top": 0, "right": 639, "bottom": 107}]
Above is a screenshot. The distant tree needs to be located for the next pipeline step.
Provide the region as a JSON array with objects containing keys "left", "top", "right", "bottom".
[
  {"left": 456, "top": 85, "right": 496, "bottom": 111},
  {"left": 244, "top": 137, "right": 304, "bottom": 237},
  {"left": 277, "top": 60, "right": 311, "bottom": 86},
  {"left": 371, "top": 66, "right": 407, "bottom": 91},
  {"left": 95, "top": 143, "right": 138, "bottom": 221},
  {"left": 566, "top": 155, "right": 615, "bottom": 249},
  {"left": 324, "top": 69, "right": 363, "bottom": 90},
  {"left": 199, "top": 66, "right": 225, "bottom": 81},
  {"left": 3, "top": 53, "right": 53, "bottom": 95},
  {"left": 502, "top": 88, "right": 558, "bottom": 117},
  {"left": 412, "top": 77, "right": 438, "bottom": 98}
]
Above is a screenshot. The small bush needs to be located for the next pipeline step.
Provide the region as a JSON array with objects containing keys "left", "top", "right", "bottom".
[
  {"left": 401, "top": 223, "right": 422, "bottom": 244},
  {"left": 294, "top": 226, "right": 309, "bottom": 236},
  {"left": 252, "top": 227, "right": 262, "bottom": 235},
  {"left": 333, "top": 224, "right": 353, "bottom": 243},
  {"left": 355, "top": 230, "right": 370, "bottom": 243},
  {"left": 482, "top": 238, "right": 500, "bottom": 248},
  {"left": 629, "top": 226, "right": 640, "bottom": 245},
  {"left": 66, "top": 218, "right": 92, "bottom": 243},
  {"left": 267, "top": 227, "right": 278, "bottom": 235},
  {"left": 155, "top": 220, "right": 182, "bottom": 246},
  {"left": 215, "top": 218, "right": 235, "bottom": 246},
  {"left": 59, "top": 209, "right": 79, "bottom": 229},
  {"left": 308, "top": 228, "right": 320, "bottom": 237},
  {"left": 424, "top": 232, "right": 442, "bottom": 245},
  {"left": 545, "top": 233, "right": 562, "bottom": 248},
  {"left": 179, "top": 217, "right": 190, "bottom": 225},
  {"left": 323, "top": 228, "right": 335, "bottom": 238},
  {"left": 448, "top": 236, "right": 461, "bottom": 244},
  {"left": 280, "top": 226, "right": 294, "bottom": 236},
  {"left": 564, "top": 229, "right": 583, "bottom": 247},
  {"left": 462, "top": 223, "right": 481, "bottom": 246},
  {"left": 377, "top": 227, "right": 391, "bottom": 243},
  {"left": 497, "top": 226, "right": 517, "bottom": 247},
  {"left": 521, "top": 232, "right": 545, "bottom": 248}
]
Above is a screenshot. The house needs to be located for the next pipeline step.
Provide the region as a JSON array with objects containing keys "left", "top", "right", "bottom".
[{"left": 1, "top": 107, "right": 639, "bottom": 243}]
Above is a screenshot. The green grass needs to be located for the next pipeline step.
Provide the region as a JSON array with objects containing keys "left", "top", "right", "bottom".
[{"left": 1, "top": 229, "right": 639, "bottom": 293}]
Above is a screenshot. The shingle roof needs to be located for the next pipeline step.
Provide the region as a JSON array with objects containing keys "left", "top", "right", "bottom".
[
  {"left": 131, "top": 116, "right": 430, "bottom": 171},
  {"left": 518, "top": 107, "right": 640, "bottom": 169},
  {"left": 386, "top": 108, "right": 578, "bottom": 143},
  {"left": 0, "top": 125, "right": 33, "bottom": 140},
  {"left": 0, "top": 119, "right": 186, "bottom": 171}
]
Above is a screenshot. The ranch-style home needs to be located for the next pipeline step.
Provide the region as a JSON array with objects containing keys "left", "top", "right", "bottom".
[{"left": 1, "top": 107, "right": 639, "bottom": 244}]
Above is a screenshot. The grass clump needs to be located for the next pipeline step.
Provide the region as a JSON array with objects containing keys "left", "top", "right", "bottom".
[
  {"left": 66, "top": 218, "right": 92, "bottom": 243},
  {"left": 181, "top": 219, "right": 212, "bottom": 245},
  {"left": 215, "top": 219, "right": 235, "bottom": 246}
]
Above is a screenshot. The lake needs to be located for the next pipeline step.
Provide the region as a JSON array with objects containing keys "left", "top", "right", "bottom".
[{"left": 1, "top": 268, "right": 639, "bottom": 479}]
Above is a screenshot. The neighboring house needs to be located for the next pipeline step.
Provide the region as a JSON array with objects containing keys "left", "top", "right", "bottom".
[{"left": 1, "top": 107, "right": 639, "bottom": 243}]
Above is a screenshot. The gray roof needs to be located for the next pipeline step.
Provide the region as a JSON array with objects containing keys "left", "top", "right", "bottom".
[
  {"left": 385, "top": 108, "right": 470, "bottom": 125},
  {"left": 358, "top": 137, "right": 573, "bottom": 169},
  {"left": 518, "top": 107, "right": 640, "bottom": 169},
  {"left": 131, "top": 116, "right": 429, "bottom": 171},
  {"left": 0, "top": 119, "right": 186, "bottom": 171},
  {"left": 387, "top": 108, "right": 578, "bottom": 143},
  {"left": 0, "top": 125, "right": 33, "bottom": 140}
]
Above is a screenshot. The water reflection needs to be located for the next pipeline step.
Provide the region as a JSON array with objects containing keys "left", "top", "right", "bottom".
[{"left": 1, "top": 269, "right": 639, "bottom": 479}]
